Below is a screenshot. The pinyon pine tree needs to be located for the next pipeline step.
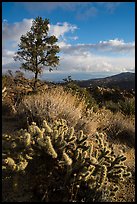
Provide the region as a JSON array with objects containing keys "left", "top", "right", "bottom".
[{"left": 14, "top": 16, "right": 60, "bottom": 91}]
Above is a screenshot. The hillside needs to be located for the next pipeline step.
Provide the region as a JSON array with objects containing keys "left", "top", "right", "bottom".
[
  {"left": 75, "top": 72, "right": 135, "bottom": 91},
  {"left": 2, "top": 72, "right": 135, "bottom": 202}
]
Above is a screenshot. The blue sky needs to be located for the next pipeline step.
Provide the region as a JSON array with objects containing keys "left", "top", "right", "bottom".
[{"left": 2, "top": 2, "right": 135, "bottom": 81}]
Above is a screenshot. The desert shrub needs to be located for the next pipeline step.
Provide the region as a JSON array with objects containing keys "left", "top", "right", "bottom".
[
  {"left": 16, "top": 86, "right": 86, "bottom": 127},
  {"left": 2, "top": 86, "right": 17, "bottom": 116},
  {"left": 75, "top": 108, "right": 112, "bottom": 136},
  {"left": 119, "top": 98, "right": 135, "bottom": 115},
  {"left": 2, "top": 72, "right": 33, "bottom": 116},
  {"left": 64, "top": 82, "right": 98, "bottom": 111},
  {"left": 105, "top": 100, "right": 120, "bottom": 113},
  {"left": 3, "top": 119, "right": 132, "bottom": 202},
  {"left": 102, "top": 112, "right": 135, "bottom": 148},
  {"left": 91, "top": 86, "right": 126, "bottom": 103},
  {"left": 2, "top": 72, "right": 14, "bottom": 88},
  {"left": 104, "top": 97, "right": 135, "bottom": 116},
  {"left": 2, "top": 103, "right": 15, "bottom": 116}
]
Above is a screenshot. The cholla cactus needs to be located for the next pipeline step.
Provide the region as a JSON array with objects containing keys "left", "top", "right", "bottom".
[
  {"left": 2, "top": 119, "right": 132, "bottom": 202},
  {"left": 43, "top": 120, "right": 53, "bottom": 133},
  {"left": 3, "top": 157, "right": 28, "bottom": 172},
  {"left": 4, "top": 157, "right": 16, "bottom": 171},
  {"left": 2, "top": 87, "right": 7, "bottom": 101},
  {"left": 63, "top": 151, "right": 72, "bottom": 166},
  {"left": 24, "top": 132, "right": 31, "bottom": 146},
  {"left": 45, "top": 136, "right": 57, "bottom": 158}
]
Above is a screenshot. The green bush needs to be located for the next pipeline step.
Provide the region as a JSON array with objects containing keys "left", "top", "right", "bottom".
[
  {"left": 105, "top": 100, "right": 120, "bottom": 113},
  {"left": 2, "top": 119, "right": 132, "bottom": 202},
  {"left": 119, "top": 98, "right": 135, "bottom": 115},
  {"left": 104, "top": 98, "right": 135, "bottom": 116},
  {"left": 103, "top": 112, "right": 135, "bottom": 148}
]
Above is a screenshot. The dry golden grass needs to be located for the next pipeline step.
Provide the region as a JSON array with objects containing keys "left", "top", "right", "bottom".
[
  {"left": 17, "top": 86, "right": 86, "bottom": 127},
  {"left": 4, "top": 83, "right": 135, "bottom": 149},
  {"left": 86, "top": 108, "right": 135, "bottom": 148},
  {"left": 101, "top": 112, "right": 135, "bottom": 147},
  {"left": 74, "top": 108, "right": 109, "bottom": 137}
]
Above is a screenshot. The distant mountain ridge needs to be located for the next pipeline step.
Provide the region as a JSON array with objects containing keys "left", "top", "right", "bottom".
[{"left": 75, "top": 72, "right": 135, "bottom": 91}]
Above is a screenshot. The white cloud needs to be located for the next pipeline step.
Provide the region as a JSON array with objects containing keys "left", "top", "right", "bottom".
[
  {"left": 97, "top": 39, "right": 135, "bottom": 53},
  {"left": 2, "top": 19, "right": 78, "bottom": 67},
  {"left": 18, "top": 2, "right": 121, "bottom": 15},
  {"left": 58, "top": 52, "right": 135, "bottom": 73},
  {"left": 56, "top": 38, "right": 135, "bottom": 74},
  {"left": 57, "top": 37, "right": 135, "bottom": 74},
  {"left": 61, "top": 39, "right": 135, "bottom": 54},
  {"left": 3, "top": 44, "right": 135, "bottom": 75},
  {"left": 3, "top": 50, "right": 135, "bottom": 76},
  {"left": 2, "top": 19, "right": 77, "bottom": 47},
  {"left": 2, "top": 18, "right": 34, "bottom": 68},
  {"left": 2, "top": 49, "right": 15, "bottom": 65},
  {"left": 97, "top": 2, "right": 121, "bottom": 13},
  {"left": 2, "top": 18, "right": 33, "bottom": 47},
  {"left": 18, "top": 2, "right": 93, "bottom": 12},
  {"left": 76, "top": 6, "right": 98, "bottom": 20},
  {"left": 2, "top": 18, "right": 135, "bottom": 78},
  {"left": 49, "top": 22, "right": 78, "bottom": 39},
  {"left": 68, "top": 36, "right": 79, "bottom": 40},
  {"left": 57, "top": 41, "right": 71, "bottom": 49},
  {"left": 20, "top": 2, "right": 83, "bottom": 12}
]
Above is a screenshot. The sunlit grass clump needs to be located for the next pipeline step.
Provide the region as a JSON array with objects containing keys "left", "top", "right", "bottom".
[{"left": 17, "top": 86, "right": 86, "bottom": 126}]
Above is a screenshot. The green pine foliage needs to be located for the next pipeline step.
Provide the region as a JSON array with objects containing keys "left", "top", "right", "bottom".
[{"left": 14, "top": 16, "right": 60, "bottom": 91}]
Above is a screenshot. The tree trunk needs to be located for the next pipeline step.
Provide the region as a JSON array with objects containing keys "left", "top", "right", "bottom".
[
  {"left": 34, "top": 71, "right": 38, "bottom": 92},
  {"left": 34, "top": 54, "right": 38, "bottom": 92}
]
